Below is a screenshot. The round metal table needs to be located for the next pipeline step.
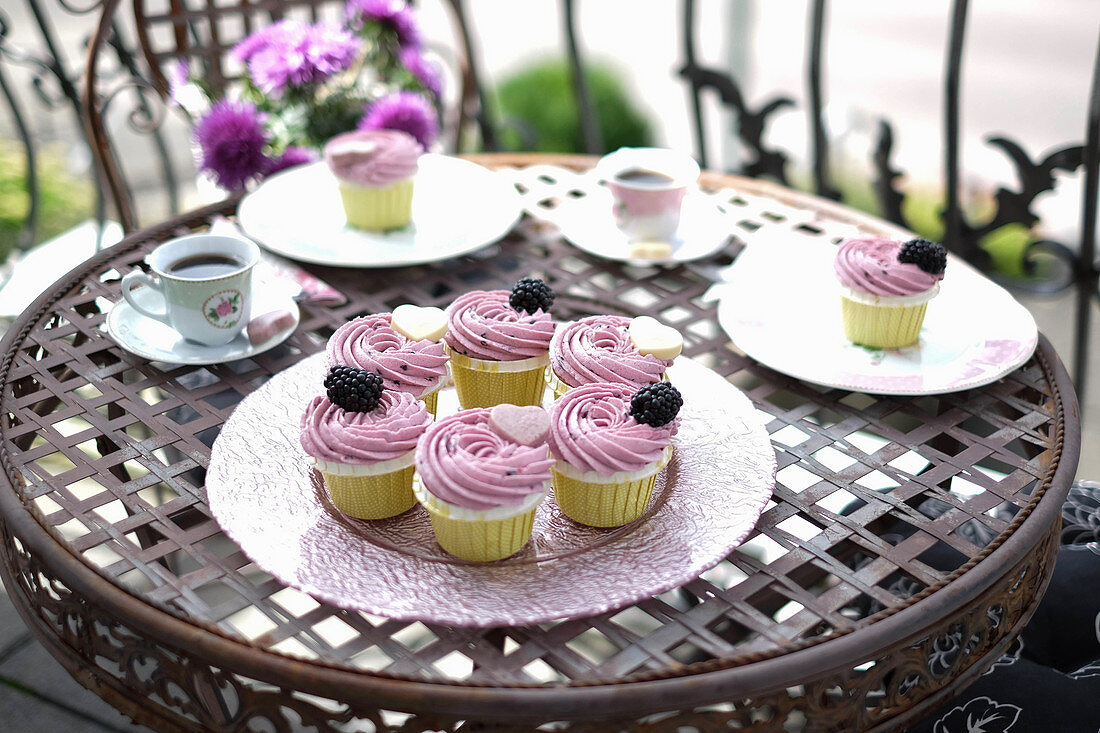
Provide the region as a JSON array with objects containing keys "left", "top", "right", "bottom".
[{"left": 0, "top": 154, "right": 1080, "bottom": 731}]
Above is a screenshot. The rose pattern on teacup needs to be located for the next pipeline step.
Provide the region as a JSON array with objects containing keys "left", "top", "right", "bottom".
[{"left": 203, "top": 290, "right": 244, "bottom": 329}]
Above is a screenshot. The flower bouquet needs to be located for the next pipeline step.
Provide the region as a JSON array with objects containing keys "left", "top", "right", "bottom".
[{"left": 174, "top": 0, "right": 443, "bottom": 192}]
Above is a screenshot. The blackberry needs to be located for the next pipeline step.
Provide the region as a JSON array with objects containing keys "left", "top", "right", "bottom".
[
  {"left": 629, "top": 382, "right": 683, "bottom": 427},
  {"left": 509, "top": 277, "right": 555, "bottom": 315},
  {"left": 324, "top": 365, "right": 384, "bottom": 413},
  {"left": 898, "top": 238, "right": 947, "bottom": 275}
]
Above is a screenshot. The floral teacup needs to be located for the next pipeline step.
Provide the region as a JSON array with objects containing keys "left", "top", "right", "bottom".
[{"left": 120, "top": 233, "right": 260, "bottom": 346}]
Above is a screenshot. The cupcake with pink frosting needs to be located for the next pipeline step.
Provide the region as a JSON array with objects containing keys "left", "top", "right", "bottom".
[
  {"left": 834, "top": 237, "right": 947, "bottom": 348},
  {"left": 548, "top": 315, "right": 680, "bottom": 398},
  {"left": 414, "top": 405, "right": 554, "bottom": 561},
  {"left": 300, "top": 366, "right": 432, "bottom": 519},
  {"left": 548, "top": 381, "right": 682, "bottom": 527},
  {"left": 324, "top": 129, "right": 422, "bottom": 230},
  {"left": 326, "top": 310, "right": 449, "bottom": 416},
  {"left": 444, "top": 277, "right": 557, "bottom": 408}
]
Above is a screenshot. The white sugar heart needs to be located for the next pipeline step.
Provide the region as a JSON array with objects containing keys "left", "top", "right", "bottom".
[
  {"left": 629, "top": 316, "right": 683, "bottom": 360},
  {"left": 391, "top": 304, "right": 447, "bottom": 342},
  {"left": 489, "top": 404, "right": 550, "bottom": 447}
]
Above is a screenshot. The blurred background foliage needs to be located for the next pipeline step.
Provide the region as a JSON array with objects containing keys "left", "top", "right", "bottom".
[
  {"left": 0, "top": 138, "right": 94, "bottom": 262},
  {"left": 493, "top": 59, "right": 652, "bottom": 154}
]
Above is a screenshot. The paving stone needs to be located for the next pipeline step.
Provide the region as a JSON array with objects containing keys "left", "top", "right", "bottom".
[
  {"left": 0, "top": 638, "right": 149, "bottom": 731},
  {"left": 0, "top": 683, "right": 121, "bottom": 732},
  {"left": 0, "top": 586, "right": 32, "bottom": 656}
]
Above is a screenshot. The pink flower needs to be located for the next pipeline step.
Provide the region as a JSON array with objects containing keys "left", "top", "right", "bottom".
[{"left": 217, "top": 301, "right": 233, "bottom": 317}]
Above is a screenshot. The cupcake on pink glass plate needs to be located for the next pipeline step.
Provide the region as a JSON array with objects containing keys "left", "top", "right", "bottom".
[
  {"left": 548, "top": 314, "right": 682, "bottom": 398},
  {"left": 326, "top": 305, "right": 449, "bottom": 416},
  {"left": 300, "top": 366, "right": 432, "bottom": 520},
  {"left": 323, "top": 129, "right": 422, "bottom": 231},
  {"left": 414, "top": 405, "right": 554, "bottom": 561},
  {"left": 444, "top": 277, "right": 556, "bottom": 408},
  {"left": 834, "top": 237, "right": 947, "bottom": 348},
  {"left": 548, "top": 381, "right": 682, "bottom": 527}
]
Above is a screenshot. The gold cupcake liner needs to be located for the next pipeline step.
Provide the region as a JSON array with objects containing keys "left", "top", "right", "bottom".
[
  {"left": 551, "top": 466, "right": 662, "bottom": 528},
  {"left": 419, "top": 387, "right": 440, "bottom": 417},
  {"left": 447, "top": 349, "right": 548, "bottom": 408},
  {"left": 422, "top": 503, "right": 537, "bottom": 561},
  {"left": 337, "top": 178, "right": 414, "bottom": 231},
  {"left": 840, "top": 296, "right": 929, "bottom": 349},
  {"left": 321, "top": 465, "right": 417, "bottom": 520},
  {"left": 546, "top": 368, "right": 572, "bottom": 399}
]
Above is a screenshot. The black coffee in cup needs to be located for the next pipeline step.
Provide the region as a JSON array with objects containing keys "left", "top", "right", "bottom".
[
  {"left": 166, "top": 254, "right": 246, "bottom": 279},
  {"left": 614, "top": 167, "right": 675, "bottom": 186}
]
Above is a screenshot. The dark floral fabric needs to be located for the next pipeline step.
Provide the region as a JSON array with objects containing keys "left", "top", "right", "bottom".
[{"left": 906, "top": 482, "right": 1100, "bottom": 733}]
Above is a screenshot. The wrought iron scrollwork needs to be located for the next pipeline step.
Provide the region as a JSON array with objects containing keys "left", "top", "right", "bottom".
[
  {"left": 873, "top": 120, "right": 907, "bottom": 227},
  {"left": 869, "top": 124, "right": 1085, "bottom": 291},
  {"left": 958, "top": 138, "right": 1084, "bottom": 289},
  {"left": 678, "top": 61, "right": 794, "bottom": 184},
  {"left": 53, "top": 0, "right": 106, "bottom": 14},
  {"left": 676, "top": 1, "right": 1095, "bottom": 287},
  {"left": 0, "top": 0, "right": 118, "bottom": 253},
  {"left": 99, "top": 77, "right": 168, "bottom": 134}
]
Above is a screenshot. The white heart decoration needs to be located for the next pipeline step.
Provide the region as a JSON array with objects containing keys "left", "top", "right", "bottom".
[
  {"left": 391, "top": 304, "right": 448, "bottom": 342},
  {"left": 489, "top": 404, "right": 550, "bottom": 447},
  {"left": 629, "top": 316, "right": 683, "bottom": 360}
]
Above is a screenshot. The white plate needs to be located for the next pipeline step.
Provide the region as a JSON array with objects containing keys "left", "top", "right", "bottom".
[
  {"left": 104, "top": 286, "right": 299, "bottom": 365},
  {"left": 237, "top": 155, "right": 523, "bottom": 268},
  {"left": 514, "top": 168, "right": 731, "bottom": 265},
  {"left": 715, "top": 236, "right": 1038, "bottom": 395}
]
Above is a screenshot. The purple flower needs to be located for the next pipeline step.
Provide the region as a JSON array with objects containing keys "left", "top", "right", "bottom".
[
  {"left": 399, "top": 48, "right": 442, "bottom": 98},
  {"left": 346, "top": 0, "right": 420, "bottom": 49},
  {"left": 168, "top": 58, "right": 189, "bottom": 102},
  {"left": 231, "top": 24, "right": 278, "bottom": 65},
  {"left": 194, "top": 100, "right": 270, "bottom": 191},
  {"left": 232, "top": 21, "right": 359, "bottom": 96},
  {"left": 359, "top": 91, "right": 438, "bottom": 149},
  {"left": 266, "top": 146, "right": 318, "bottom": 176}
]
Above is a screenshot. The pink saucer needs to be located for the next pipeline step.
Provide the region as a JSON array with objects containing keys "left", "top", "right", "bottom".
[{"left": 207, "top": 354, "right": 776, "bottom": 626}]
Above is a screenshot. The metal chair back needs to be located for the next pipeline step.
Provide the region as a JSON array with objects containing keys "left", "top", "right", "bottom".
[{"left": 83, "top": 0, "right": 485, "bottom": 231}]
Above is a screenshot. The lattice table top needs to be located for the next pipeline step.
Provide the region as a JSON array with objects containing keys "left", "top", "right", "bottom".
[{"left": 0, "top": 155, "right": 1080, "bottom": 722}]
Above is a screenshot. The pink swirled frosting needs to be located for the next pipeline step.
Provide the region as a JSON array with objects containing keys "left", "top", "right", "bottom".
[
  {"left": 833, "top": 237, "right": 944, "bottom": 297},
  {"left": 326, "top": 314, "right": 448, "bottom": 398},
  {"left": 549, "top": 382, "right": 679, "bottom": 476},
  {"left": 551, "top": 315, "right": 670, "bottom": 389},
  {"left": 415, "top": 408, "right": 554, "bottom": 510},
  {"left": 299, "top": 390, "right": 431, "bottom": 465},
  {"left": 323, "top": 129, "right": 422, "bottom": 187},
  {"left": 444, "top": 290, "right": 555, "bottom": 361}
]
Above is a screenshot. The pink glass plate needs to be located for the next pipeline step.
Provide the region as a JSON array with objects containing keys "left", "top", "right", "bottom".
[{"left": 207, "top": 355, "right": 776, "bottom": 626}]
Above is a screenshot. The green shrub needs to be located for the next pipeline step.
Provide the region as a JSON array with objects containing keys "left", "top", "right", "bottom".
[
  {"left": 0, "top": 138, "right": 95, "bottom": 262},
  {"left": 493, "top": 59, "right": 653, "bottom": 154}
]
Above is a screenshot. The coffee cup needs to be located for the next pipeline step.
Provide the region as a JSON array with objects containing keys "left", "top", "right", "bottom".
[
  {"left": 120, "top": 233, "right": 261, "bottom": 346},
  {"left": 596, "top": 147, "right": 700, "bottom": 242}
]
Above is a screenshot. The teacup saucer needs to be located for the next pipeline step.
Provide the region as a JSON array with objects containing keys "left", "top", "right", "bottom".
[
  {"left": 510, "top": 167, "right": 732, "bottom": 266},
  {"left": 104, "top": 286, "right": 300, "bottom": 365}
]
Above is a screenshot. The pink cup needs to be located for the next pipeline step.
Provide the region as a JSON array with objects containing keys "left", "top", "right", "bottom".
[{"left": 596, "top": 148, "right": 700, "bottom": 242}]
